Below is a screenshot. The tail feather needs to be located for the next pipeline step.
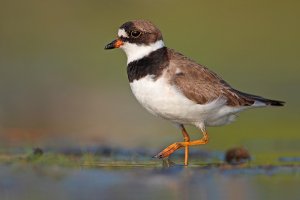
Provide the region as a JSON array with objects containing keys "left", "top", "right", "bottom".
[
  {"left": 255, "top": 98, "right": 285, "bottom": 106},
  {"left": 234, "top": 89, "right": 285, "bottom": 107}
]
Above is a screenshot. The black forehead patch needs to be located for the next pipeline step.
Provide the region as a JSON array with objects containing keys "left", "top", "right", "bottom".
[{"left": 120, "top": 22, "right": 135, "bottom": 33}]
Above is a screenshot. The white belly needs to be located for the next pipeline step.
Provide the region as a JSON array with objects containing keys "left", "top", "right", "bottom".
[{"left": 129, "top": 75, "right": 246, "bottom": 126}]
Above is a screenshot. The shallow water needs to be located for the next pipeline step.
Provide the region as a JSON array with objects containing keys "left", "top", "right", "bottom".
[{"left": 1, "top": 160, "right": 300, "bottom": 200}]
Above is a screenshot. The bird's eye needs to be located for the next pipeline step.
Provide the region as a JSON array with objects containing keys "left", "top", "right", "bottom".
[{"left": 131, "top": 31, "right": 141, "bottom": 38}]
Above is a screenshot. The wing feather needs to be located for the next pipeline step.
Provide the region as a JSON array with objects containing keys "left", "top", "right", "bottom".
[{"left": 167, "top": 49, "right": 255, "bottom": 106}]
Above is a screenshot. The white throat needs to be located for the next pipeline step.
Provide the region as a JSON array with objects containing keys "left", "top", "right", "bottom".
[{"left": 120, "top": 40, "right": 165, "bottom": 64}]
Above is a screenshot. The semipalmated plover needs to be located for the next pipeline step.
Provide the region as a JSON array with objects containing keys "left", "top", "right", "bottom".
[{"left": 105, "top": 20, "right": 284, "bottom": 166}]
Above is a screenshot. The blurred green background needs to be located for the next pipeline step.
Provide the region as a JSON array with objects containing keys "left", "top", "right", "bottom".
[{"left": 0, "top": 0, "right": 299, "bottom": 154}]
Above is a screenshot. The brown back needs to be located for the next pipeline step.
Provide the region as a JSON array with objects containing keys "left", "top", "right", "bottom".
[{"left": 166, "top": 49, "right": 255, "bottom": 106}]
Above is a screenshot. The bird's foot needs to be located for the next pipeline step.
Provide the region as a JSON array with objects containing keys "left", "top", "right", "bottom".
[{"left": 153, "top": 142, "right": 184, "bottom": 159}]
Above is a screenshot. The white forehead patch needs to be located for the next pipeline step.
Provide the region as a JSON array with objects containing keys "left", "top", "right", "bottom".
[{"left": 118, "top": 28, "right": 128, "bottom": 38}]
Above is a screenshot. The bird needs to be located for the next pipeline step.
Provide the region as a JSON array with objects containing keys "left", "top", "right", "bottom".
[{"left": 104, "top": 20, "right": 285, "bottom": 166}]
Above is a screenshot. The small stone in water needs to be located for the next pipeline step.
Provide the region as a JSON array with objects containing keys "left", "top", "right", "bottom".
[
  {"left": 225, "top": 147, "right": 251, "bottom": 165},
  {"left": 33, "top": 147, "right": 44, "bottom": 156}
]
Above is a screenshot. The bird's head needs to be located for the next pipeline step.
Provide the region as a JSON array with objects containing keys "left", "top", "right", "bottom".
[{"left": 105, "top": 20, "right": 165, "bottom": 64}]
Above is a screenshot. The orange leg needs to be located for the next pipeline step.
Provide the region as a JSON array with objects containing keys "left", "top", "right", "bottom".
[
  {"left": 181, "top": 125, "right": 190, "bottom": 166},
  {"left": 154, "top": 127, "right": 209, "bottom": 166}
]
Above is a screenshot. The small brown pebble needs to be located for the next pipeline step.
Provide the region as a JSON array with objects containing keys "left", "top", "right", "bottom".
[
  {"left": 225, "top": 147, "right": 251, "bottom": 165},
  {"left": 33, "top": 147, "right": 44, "bottom": 156}
]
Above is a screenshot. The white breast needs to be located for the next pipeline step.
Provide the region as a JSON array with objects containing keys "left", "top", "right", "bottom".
[
  {"left": 130, "top": 75, "right": 193, "bottom": 119},
  {"left": 129, "top": 75, "right": 243, "bottom": 126}
]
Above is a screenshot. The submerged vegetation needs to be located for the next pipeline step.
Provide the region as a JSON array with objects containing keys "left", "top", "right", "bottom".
[{"left": 1, "top": 146, "right": 300, "bottom": 170}]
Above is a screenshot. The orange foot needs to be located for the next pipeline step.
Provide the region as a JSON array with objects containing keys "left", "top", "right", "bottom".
[
  {"left": 153, "top": 142, "right": 185, "bottom": 159},
  {"left": 153, "top": 131, "right": 209, "bottom": 166}
]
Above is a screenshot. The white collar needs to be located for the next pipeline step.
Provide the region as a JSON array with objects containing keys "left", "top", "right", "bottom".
[{"left": 120, "top": 40, "right": 165, "bottom": 64}]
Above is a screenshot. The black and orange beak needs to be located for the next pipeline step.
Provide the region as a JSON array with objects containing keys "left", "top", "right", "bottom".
[{"left": 104, "top": 39, "right": 123, "bottom": 50}]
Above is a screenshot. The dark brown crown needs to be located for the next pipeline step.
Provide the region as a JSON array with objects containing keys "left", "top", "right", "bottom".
[{"left": 119, "top": 20, "right": 163, "bottom": 45}]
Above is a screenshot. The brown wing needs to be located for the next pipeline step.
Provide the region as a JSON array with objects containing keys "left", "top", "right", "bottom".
[{"left": 166, "top": 49, "right": 255, "bottom": 107}]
